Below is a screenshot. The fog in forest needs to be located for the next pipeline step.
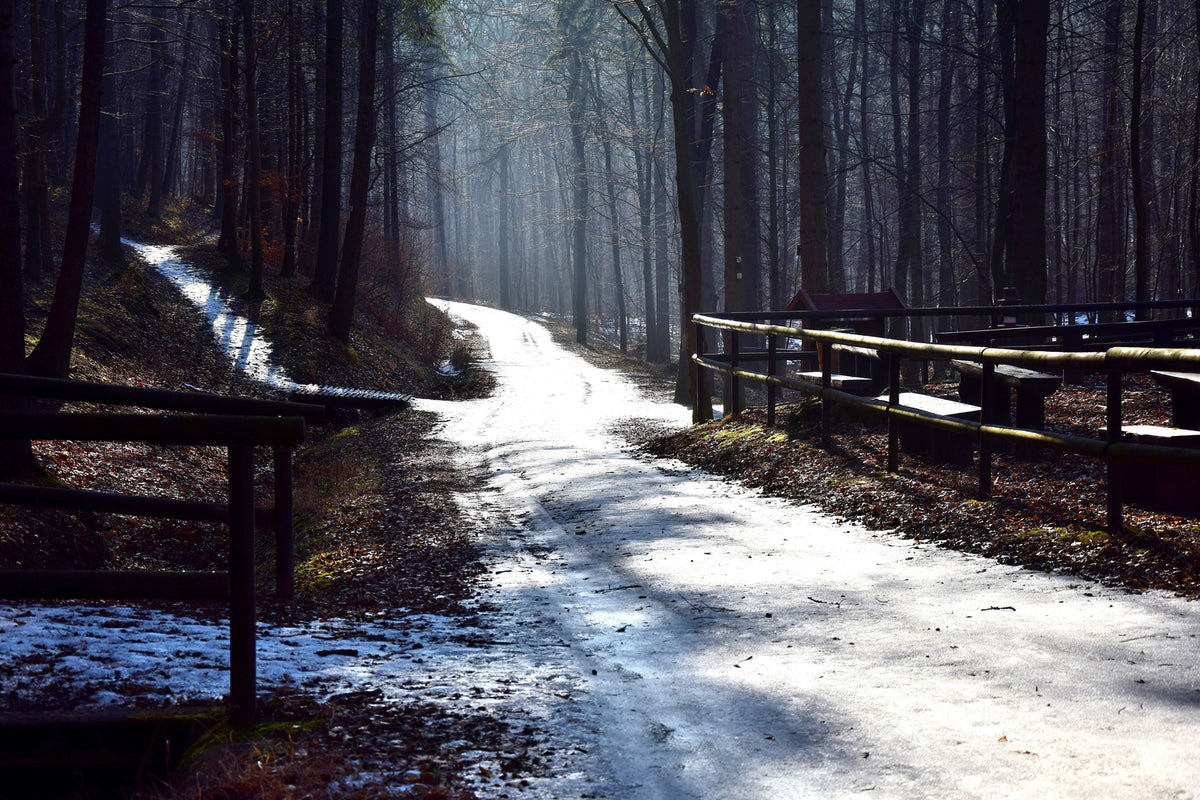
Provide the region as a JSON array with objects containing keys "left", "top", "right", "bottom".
[{"left": 4, "top": 0, "right": 1197, "bottom": 377}]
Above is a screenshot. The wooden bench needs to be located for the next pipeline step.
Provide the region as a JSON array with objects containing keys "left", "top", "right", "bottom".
[
  {"left": 881, "top": 392, "right": 981, "bottom": 465},
  {"left": 831, "top": 344, "right": 887, "bottom": 394},
  {"left": 1150, "top": 371, "right": 1200, "bottom": 430},
  {"left": 953, "top": 360, "right": 1062, "bottom": 459},
  {"left": 796, "top": 371, "right": 874, "bottom": 396},
  {"left": 1117, "top": 424, "right": 1200, "bottom": 513}
]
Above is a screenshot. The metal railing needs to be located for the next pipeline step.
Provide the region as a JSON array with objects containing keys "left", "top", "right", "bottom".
[{"left": 693, "top": 314, "right": 1200, "bottom": 535}]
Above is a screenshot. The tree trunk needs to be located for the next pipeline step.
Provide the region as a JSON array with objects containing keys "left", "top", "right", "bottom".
[
  {"left": 22, "top": 0, "right": 52, "bottom": 281},
  {"left": 241, "top": 0, "right": 265, "bottom": 299},
  {"left": 765, "top": 0, "right": 781, "bottom": 308},
  {"left": 1129, "top": 0, "right": 1149, "bottom": 315},
  {"left": 0, "top": 0, "right": 36, "bottom": 475},
  {"left": 652, "top": 67, "right": 671, "bottom": 363},
  {"left": 564, "top": 35, "right": 588, "bottom": 344},
  {"left": 1006, "top": 0, "right": 1049, "bottom": 312},
  {"left": 217, "top": 2, "right": 242, "bottom": 269},
  {"left": 600, "top": 89, "right": 628, "bottom": 352},
  {"left": 97, "top": 30, "right": 124, "bottom": 269},
  {"left": 721, "top": 0, "right": 760, "bottom": 411},
  {"left": 796, "top": 0, "right": 828, "bottom": 292},
  {"left": 161, "top": 13, "right": 194, "bottom": 199},
  {"left": 329, "top": 0, "right": 378, "bottom": 342},
  {"left": 824, "top": 0, "right": 846, "bottom": 293},
  {"left": 426, "top": 70, "right": 449, "bottom": 295},
  {"left": 311, "top": 0, "right": 343, "bottom": 302},
  {"left": 26, "top": 0, "right": 106, "bottom": 380},
  {"left": 1095, "top": 0, "right": 1123, "bottom": 318},
  {"left": 857, "top": 0, "right": 876, "bottom": 295},
  {"left": 935, "top": 0, "right": 957, "bottom": 310},
  {"left": 499, "top": 143, "right": 512, "bottom": 309},
  {"left": 280, "top": 1, "right": 300, "bottom": 278},
  {"left": 628, "top": 59, "right": 655, "bottom": 358},
  {"left": 144, "top": 16, "right": 164, "bottom": 220}
]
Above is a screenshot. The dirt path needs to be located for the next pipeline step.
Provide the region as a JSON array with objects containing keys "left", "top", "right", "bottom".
[{"left": 418, "top": 300, "right": 1200, "bottom": 800}]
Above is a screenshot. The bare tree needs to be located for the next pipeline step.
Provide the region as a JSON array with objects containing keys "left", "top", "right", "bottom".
[
  {"left": 330, "top": 0, "right": 379, "bottom": 341},
  {"left": 26, "top": 0, "right": 107, "bottom": 380}
]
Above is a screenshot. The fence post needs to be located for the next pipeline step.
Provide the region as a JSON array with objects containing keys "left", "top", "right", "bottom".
[
  {"left": 820, "top": 340, "right": 833, "bottom": 450},
  {"left": 228, "top": 444, "right": 257, "bottom": 727},
  {"left": 887, "top": 352, "right": 901, "bottom": 472},
  {"left": 274, "top": 445, "right": 294, "bottom": 602},
  {"left": 1106, "top": 370, "right": 1123, "bottom": 534},
  {"left": 730, "top": 331, "right": 741, "bottom": 419},
  {"left": 766, "top": 334, "right": 777, "bottom": 428},
  {"left": 978, "top": 362, "right": 994, "bottom": 498}
]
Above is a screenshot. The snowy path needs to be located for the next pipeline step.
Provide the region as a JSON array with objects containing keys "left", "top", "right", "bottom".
[{"left": 417, "top": 300, "right": 1200, "bottom": 800}]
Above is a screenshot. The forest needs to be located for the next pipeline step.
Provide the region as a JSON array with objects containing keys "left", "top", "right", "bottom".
[{"left": 2, "top": 0, "right": 1199, "bottom": 403}]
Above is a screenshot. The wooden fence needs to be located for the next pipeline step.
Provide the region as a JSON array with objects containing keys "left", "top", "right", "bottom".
[
  {"left": 692, "top": 314, "right": 1200, "bottom": 535},
  {"left": 0, "top": 374, "right": 323, "bottom": 725}
]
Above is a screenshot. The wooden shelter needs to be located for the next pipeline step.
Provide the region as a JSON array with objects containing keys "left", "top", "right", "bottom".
[
  {"left": 785, "top": 288, "right": 907, "bottom": 391},
  {"left": 784, "top": 287, "right": 907, "bottom": 337}
]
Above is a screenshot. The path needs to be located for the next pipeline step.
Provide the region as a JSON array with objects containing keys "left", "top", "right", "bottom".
[{"left": 418, "top": 300, "right": 1200, "bottom": 800}]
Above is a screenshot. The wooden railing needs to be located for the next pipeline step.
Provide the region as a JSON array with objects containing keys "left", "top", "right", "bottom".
[
  {"left": 0, "top": 374, "right": 324, "bottom": 725},
  {"left": 692, "top": 314, "right": 1200, "bottom": 535}
]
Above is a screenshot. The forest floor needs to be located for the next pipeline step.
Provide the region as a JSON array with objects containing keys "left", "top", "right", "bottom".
[{"left": 5, "top": 212, "right": 1200, "bottom": 797}]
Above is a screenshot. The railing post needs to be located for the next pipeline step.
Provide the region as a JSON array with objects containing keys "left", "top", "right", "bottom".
[
  {"left": 228, "top": 444, "right": 257, "bottom": 727},
  {"left": 730, "top": 331, "right": 741, "bottom": 419},
  {"left": 273, "top": 445, "right": 294, "bottom": 602},
  {"left": 766, "top": 334, "right": 777, "bottom": 428},
  {"left": 887, "top": 351, "right": 901, "bottom": 472},
  {"left": 978, "top": 362, "right": 994, "bottom": 498},
  {"left": 820, "top": 340, "right": 833, "bottom": 450},
  {"left": 1106, "top": 370, "right": 1123, "bottom": 534}
]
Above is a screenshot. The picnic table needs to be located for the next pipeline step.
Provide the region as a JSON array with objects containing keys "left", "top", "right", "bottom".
[
  {"left": 1150, "top": 371, "right": 1200, "bottom": 429},
  {"left": 952, "top": 360, "right": 1062, "bottom": 459}
]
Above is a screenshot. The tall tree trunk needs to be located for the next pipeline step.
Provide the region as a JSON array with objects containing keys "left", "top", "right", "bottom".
[
  {"left": 628, "top": 59, "right": 656, "bottom": 358},
  {"left": 1095, "top": 0, "right": 1123, "bottom": 318},
  {"left": 567, "top": 48, "right": 588, "bottom": 345},
  {"left": 329, "top": 0, "right": 378, "bottom": 342},
  {"left": 144, "top": 16, "right": 164, "bottom": 220},
  {"left": 1190, "top": 0, "right": 1200, "bottom": 296},
  {"left": 1006, "top": 0, "right": 1049, "bottom": 313},
  {"left": 426, "top": 71, "right": 449, "bottom": 294},
  {"left": 973, "top": 0, "right": 992, "bottom": 304},
  {"left": 26, "top": 0, "right": 106, "bottom": 380},
  {"left": 1129, "top": 0, "right": 1149, "bottom": 315},
  {"left": 499, "top": 143, "right": 512, "bottom": 309},
  {"left": 765, "top": 0, "right": 781, "bottom": 307},
  {"left": 857, "top": 0, "right": 877, "bottom": 294},
  {"left": 652, "top": 66, "right": 670, "bottom": 363},
  {"left": 796, "top": 0, "right": 828, "bottom": 292},
  {"left": 824, "top": 0, "right": 846, "bottom": 292},
  {"left": 217, "top": 1, "right": 242, "bottom": 269},
  {"left": 241, "top": 0, "right": 265, "bottom": 299},
  {"left": 161, "top": 13, "right": 194, "bottom": 199},
  {"left": 901, "top": 0, "right": 925, "bottom": 346},
  {"left": 22, "top": 0, "right": 52, "bottom": 281},
  {"left": 0, "top": 0, "right": 36, "bottom": 475},
  {"left": 721, "top": 0, "right": 760, "bottom": 411},
  {"left": 935, "top": 0, "right": 957, "bottom": 310},
  {"left": 280, "top": 0, "right": 300, "bottom": 278},
  {"left": 598, "top": 70, "right": 628, "bottom": 352},
  {"left": 311, "top": 0, "right": 343, "bottom": 302},
  {"left": 97, "top": 30, "right": 124, "bottom": 269}
]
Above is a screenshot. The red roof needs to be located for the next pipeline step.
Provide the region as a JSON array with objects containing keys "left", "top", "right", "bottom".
[{"left": 785, "top": 287, "right": 907, "bottom": 313}]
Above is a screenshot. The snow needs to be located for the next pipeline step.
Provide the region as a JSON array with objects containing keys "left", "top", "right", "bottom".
[
  {"left": 132, "top": 240, "right": 322, "bottom": 394},
  {"left": 4, "top": 297, "right": 1200, "bottom": 799}
]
